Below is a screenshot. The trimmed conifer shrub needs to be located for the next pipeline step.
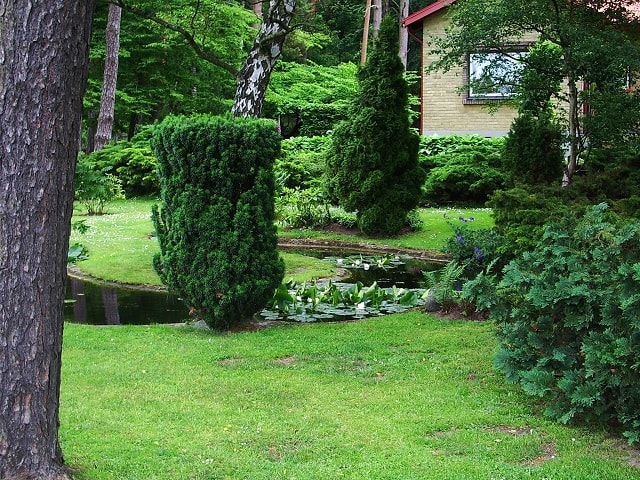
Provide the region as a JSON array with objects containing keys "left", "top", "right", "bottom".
[
  {"left": 502, "top": 113, "right": 564, "bottom": 186},
  {"left": 324, "top": 15, "right": 425, "bottom": 236},
  {"left": 492, "top": 204, "right": 640, "bottom": 444},
  {"left": 151, "top": 115, "right": 284, "bottom": 330}
]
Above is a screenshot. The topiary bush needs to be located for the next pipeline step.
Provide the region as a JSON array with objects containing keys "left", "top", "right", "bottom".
[
  {"left": 491, "top": 204, "right": 640, "bottom": 444},
  {"left": 151, "top": 114, "right": 285, "bottom": 330}
]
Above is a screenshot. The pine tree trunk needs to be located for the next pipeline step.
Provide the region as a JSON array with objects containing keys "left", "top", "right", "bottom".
[
  {"left": 372, "top": 0, "right": 383, "bottom": 38},
  {"left": 399, "top": 0, "right": 409, "bottom": 68},
  {"left": 231, "top": 0, "right": 296, "bottom": 117},
  {"left": 94, "top": 3, "right": 122, "bottom": 151},
  {"left": 0, "top": 1, "right": 94, "bottom": 478}
]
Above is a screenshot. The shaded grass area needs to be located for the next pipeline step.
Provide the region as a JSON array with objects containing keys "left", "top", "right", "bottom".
[
  {"left": 70, "top": 198, "right": 492, "bottom": 286},
  {"left": 60, "top": 314, "right": 640, "bottom": 480}
]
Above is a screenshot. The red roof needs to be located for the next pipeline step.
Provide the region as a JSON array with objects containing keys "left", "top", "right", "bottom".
[
  {"left": 403, "top": 0, "right": 457, "bottom": 27},
  {"left": 403, "top": 0, "right": 639, "bottom": 27}
]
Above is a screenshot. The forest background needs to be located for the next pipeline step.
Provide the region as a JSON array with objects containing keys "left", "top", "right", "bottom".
[{"left": 83, "top": 0, "right": 435, "bottom": 147}]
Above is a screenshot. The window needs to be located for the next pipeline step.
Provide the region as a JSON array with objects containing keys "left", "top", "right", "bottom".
[{"left": 465, "top": 51, "right": 526, "bottom": 101}]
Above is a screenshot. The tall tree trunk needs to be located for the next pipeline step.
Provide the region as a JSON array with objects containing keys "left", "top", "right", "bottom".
[
  {"left": 563, "top": 76, "right": 580, "bottom": 186},
  {"left": 372, "top": 0, "right": 383, "bottom": 38},
  {"left": 361, "top": 0, "right": 373, "bottom": 64},
  {"left": 399, "top": 0, "right": 409, "bottom": 68},
  {"left": 94, "top": 3, "right": 122, "bottom": 151},
  {"left": 0, "top": 1, "right": 94, "bottom": 479},
  {"left": 232, "top": 0, "right": 296, "bottom": 117}
]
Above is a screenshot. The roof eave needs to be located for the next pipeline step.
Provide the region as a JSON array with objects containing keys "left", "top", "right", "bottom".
[{"left": 403, "top": 0, "right": 458, "bottom": 27}]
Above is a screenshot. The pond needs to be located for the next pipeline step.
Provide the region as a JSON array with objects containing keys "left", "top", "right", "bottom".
[{"left": 64, "top": 251, "right": 444, "bottom": 326}]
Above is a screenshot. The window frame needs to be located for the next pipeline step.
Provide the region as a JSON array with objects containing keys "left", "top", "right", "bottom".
[{"left": 463, "top": 44, "right": 532, "bottom": 105}]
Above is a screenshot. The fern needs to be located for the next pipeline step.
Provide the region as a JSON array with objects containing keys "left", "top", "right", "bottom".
[{"left": 423, "top": 261, "right": 466, "bottom": 311}]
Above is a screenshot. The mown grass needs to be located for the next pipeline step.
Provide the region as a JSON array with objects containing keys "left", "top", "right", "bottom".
[
  {"left": 60, "top": 314, "right": 640, "bottom": 480},
  {"left": 70, "top": 198, "right": 491, "bottom": 286},
  {"left": 63, "top": 198, "right": 640, "bottom": 479}
]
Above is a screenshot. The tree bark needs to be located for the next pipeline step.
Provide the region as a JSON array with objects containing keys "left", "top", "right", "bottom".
[
  {"left": 372, "top": 0, "right": 383, "bottom": 38},
  {"left": 231, "top": 0, "right": 297, "bottom": 117},
  {"left": 399, "top": 0, "right": 409, "bottom": 68},
  {"left": 94, "top": 3, "right": 122, "bottom": 152},
  {"left": 361, "top": 0, "right": 372, "bottom": 64},
  {"left": 563, "top": 75, "right": 581, "bottom": 186},
  {"left": 0, "top": 1, "right": 95, "bottom": 478}
]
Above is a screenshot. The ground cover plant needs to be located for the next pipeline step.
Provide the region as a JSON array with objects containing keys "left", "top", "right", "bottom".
[{"left": 60, "top": 315, "right": 640, "bottom": 480}]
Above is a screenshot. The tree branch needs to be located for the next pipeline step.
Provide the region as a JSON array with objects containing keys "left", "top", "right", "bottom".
[{"left": 110, "top": 0, "right": 239, "bottom": 76}]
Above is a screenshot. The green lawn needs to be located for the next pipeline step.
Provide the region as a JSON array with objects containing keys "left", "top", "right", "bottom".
[
  {"left": 63, "top": 198, "right": 640, "bottom": 479},
  {"left": 60, "top": 315, "right": 640, "bottom": 480}
]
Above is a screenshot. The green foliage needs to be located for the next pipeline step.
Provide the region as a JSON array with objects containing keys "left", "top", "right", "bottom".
[
  {"left": 276, "top": 187, "right": 331, "bottom": 229},
  {"left": 443, "top": 218, "right": 505, "bottom": 278},
  {"left": 583, "top": 89, "right": 640, "bottom": 150},
  {"left": 75, "top": 153, "right": 125, "bottom": 215},
  {"left": 324, "top": 16, "right": 425, "bottom": 236},
  {"left": 491, "top": 204, "right": 640, "bottom": 444},
  {"left": 151, "top": 114, "right": 285, "bottom": 330},
  {"left": 266, "top": 279, "right": 420, "bottom": 321},
  {"left": 275, "top": 135, "right": 330, "bottom": 190},
  {"left": 85, "top": 127, "right": 159, "bottom": 196},
  {"left": 571, "top": 145, "right": 640, "bottom": 217},
  {"left": 67, "top": 220, "right": 91, "bottom": 264},
  {"left": 514, "top": 40, "right": 564, "bottom": 115},
  {"left": 488, "top": 186, "right": 571, "bottom": 258},
  {"left": 419, "top": 135, "right": 506, "bottom": 206},
  {"left": 503, "top": 113, "right": 565, "bottom": 186},
  {"left": 423, "top": 261, "right": 466, "bottom": 312},
  {"left": 85, "top": 1, "right": 254, "bottom": 140},
  {"left": 266, "top": 62, "right": 359, "bottom": 137}
]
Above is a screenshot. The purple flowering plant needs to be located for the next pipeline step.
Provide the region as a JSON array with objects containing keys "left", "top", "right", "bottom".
[{"left": 444, "top": 221, "right": 504, "bottom": 278}]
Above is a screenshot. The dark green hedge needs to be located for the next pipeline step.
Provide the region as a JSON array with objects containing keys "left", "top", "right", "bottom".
[{"left": 151, "top": 114, "right": 284, "bottom": 330}]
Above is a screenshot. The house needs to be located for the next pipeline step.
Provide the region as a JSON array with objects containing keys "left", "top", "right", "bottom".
[
  {"left": 404, "top": 0, "right": 533, "bottom": 137},
  {"left": 403, "top": 0, "right": 640, "bottom": 138}
]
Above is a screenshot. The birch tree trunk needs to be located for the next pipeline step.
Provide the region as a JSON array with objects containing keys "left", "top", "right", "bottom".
[
  {"left": 94, "top": 3, "right": 122, "bottom": 151},
  {"left": 563, "top": 76, "right": 581, "bottom": 186},
  {"left": 0, "top": 1, "right": 94, "bottom": 478},
  {"left": 232, "top": 0, "right": 297, "bottom": 117}
]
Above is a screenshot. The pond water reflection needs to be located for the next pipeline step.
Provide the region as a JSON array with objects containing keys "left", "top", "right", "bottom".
[{"left": 65, "top": 277, "right": 187, "bottom": 325}]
